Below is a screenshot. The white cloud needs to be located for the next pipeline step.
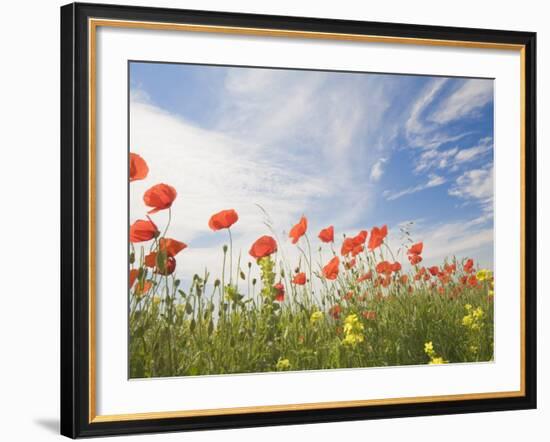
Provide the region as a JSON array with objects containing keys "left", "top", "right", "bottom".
[
  {"left": 383, "top": 174, "right": 446, "bottom": 201},
  {"left": 405, "top": 78, "right": 448, "bottom": 138},
  {"left": 414, "top": 147, "right": 458, "bottom": 173},
  {"left": 448, "top": 165, "right": 494, "bottom": 224},
  {"left": 404, "top": 78, "right": 492, "bottom": 157},
  {"left": 370, "top": 158, "right": 387, "bottom": 182},
  {"left": 429, "top": 79, "right": 493, "bottom": 124},
  {"left": 454, "top": 136, "right": 493, "bottom": 164},
  {"left": 413, "top": 136, "right": 492, "bottom": 174},
  {"left": 449, "top": 166, "right": 493, "bottom": 201}
]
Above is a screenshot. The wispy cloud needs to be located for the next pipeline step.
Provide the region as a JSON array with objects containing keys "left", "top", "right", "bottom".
[
  {"left": 405, "top": 78, "right": 448, "bottom": 139},
  {"left": 449, "top": 165, "right": 494, "bottom": 222},
  {"left": 383, "top": 174, "right": 446, "bottom": 201},
  {"left": 414, "top": 136, "right": 493, "bottom": 174},
  {"left": 404, "top": 78, "right": 493, "bottom": 153},
  {"left": 370, "top": 158, "right": 387, "bottom": 182},
  {"left": 449, "top": 166, "right": 493, "bottom": 201},
  {"left": 453, "top": 136, "right": 493, "bottom": 164},
  {"left": 429, "top": 79, "right": 493, "bottom": 124}
]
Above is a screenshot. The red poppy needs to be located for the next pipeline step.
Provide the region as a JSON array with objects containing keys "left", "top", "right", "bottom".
[
  {"left": 391, "top": 261, "right": 402, "bottom": 272},
  {"left": 408, "top": 254, "right": 423, "bottom": 265},
  {"left": 329, "top": 304, "right": 342, "bottom": 319},
  {"left": 144, "top": 252, "right": 157, "bottom": 268},
  {"left": 129, "top": 269, "right": 139, "bottom": 288},
  {"left": 407, "top": 242, "right": 423, "bottom": 256},
  {"left": 289, "top": 216, "right": 308, "bottom": 244},
  {"left": 292, "top": 272, "right": 306, "bottom": 285},
  {"left": 273, "top": 282, "right": 285, "bottom": 302},
  {"left": 400, "top": 274, "right": 409, "bottom": 284},
  {"left": 143, "top": 183, "right": 177, "bottom": 214},
  {"left": 381, "top": 276, "right": 392, "bottom": 287},
  {"left": 129, "top": 218, "right": 159, "bottom": 243},
  {"left": 341, "top": 238, "right": 355, "bottom": 256},
  {"left": 368, "top": 225, "right": 388, "bottom": 250},
  {"left": 467, "top": 274, "right": 478, "bottom": 287},
  {"left": 464, "top": 258, "right": 474, "bottom": 273},
  {"left": 318, "top": 225, "right": 334, "bottom": 243},
  {"left": 159, "top": 238, "right": 187, "bottom": 257},
  {"left": 341, "top": 230, "right": 368, "bottom": 256},
  {"left": 357, "top": 271, "right": 373, "bottom": 282},
  {"left": 444, "top": 263, "right": 456, "bottom": 274},
  {"left": 129, "top": 153, "right": 149, "bottom": 182},
  {"left": 428, "top": 266, "right": 440, "bottom": 276},
  {"left": 344, "top": 291, "right": 354, "bottom": 301},
  {"left": 249, "top": 235, "right": 278, "bottom": 259},
  {"left": 361, "top": 310, "right": 376, "bottom": 320},
  {"left": 208, "top": 209, "right": 239, "bottom": 231},
  {"left": 323, "top": 256, "right": 340, "bottom": 280},
  {"left": 460, "top": 275, "right": 468, "bottom": 285},
  {"left": 376, "top": 260, "right": 392, "bottom": 275}
]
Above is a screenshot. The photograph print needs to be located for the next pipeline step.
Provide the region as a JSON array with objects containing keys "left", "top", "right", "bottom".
[{"left": 128, "top": 62, "right": 495, "bottom": 379}]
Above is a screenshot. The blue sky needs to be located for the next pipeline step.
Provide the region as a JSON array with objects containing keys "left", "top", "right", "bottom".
[{"left": 129, "top": 61, "right": 494, "bottom": 285}]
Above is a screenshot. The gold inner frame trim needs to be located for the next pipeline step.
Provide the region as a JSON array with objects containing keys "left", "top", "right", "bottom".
[{"left": 88, "top": 17, "right": 527, "bottom": 424}]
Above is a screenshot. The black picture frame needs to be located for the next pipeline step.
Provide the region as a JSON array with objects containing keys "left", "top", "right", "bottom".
[{"left": 61, "top": 2, "right": 537, "bottom": 438}]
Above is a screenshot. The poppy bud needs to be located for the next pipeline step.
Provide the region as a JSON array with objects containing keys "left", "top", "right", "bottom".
[
  {"left": 240, "top": 271, "right": 246, "bottom": 280},
  {"left": 252, "top": 278, "right": 257, "bottom": 286},
  {"left": 214, "top": 279, "right": 220, "bottom": 287},
  {"left": 223, "top": 245, "right": 228, "bottom": 253}
]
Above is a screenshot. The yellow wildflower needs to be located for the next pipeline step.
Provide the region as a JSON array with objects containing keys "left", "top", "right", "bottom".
[
  {"left": 476, "top": 269, "right": 491, "bottom": 281},
  {"left": 276, "top": 358, "right": 290, "bottom": 371},
  {"left": 342, "top": 314, "right": 365, "bottom": 347},
  {"left": 343, "top": 314, "right": 364, "bottom": 334},
  {"left": 462, "top": 305, "right": 484, "bottom": 330},
  {"left": 424, "top": 341, "right": 447, "bottom": 364},
  {"left": 310, "top": 311, "right": 324, "bottom": 324},
  {"left": 342, "top": 333, "right": 364, "bottom": 346},
  {"left": 424, "top": 341, "right": 435, "bottom": 357},
  {"left": 152, "top": 296, "right": 161, "bottom": 305}
]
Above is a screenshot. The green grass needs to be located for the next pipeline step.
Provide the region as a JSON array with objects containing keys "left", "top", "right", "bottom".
[{"left": 129, "top": 249, "right": 494, "bottom": 378}]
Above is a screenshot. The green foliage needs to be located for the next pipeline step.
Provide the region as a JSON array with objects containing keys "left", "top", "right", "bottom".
[{"left": 129, "top": 275, "right": 494, "bottom": 378}]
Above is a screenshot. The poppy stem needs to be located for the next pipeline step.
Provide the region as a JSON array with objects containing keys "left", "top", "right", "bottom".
[
  {"left": 228, "top": 228, "right": 233, "bottom": 285},
  {"left": 161, "top": 208, "right": 172, "bottom": 239},
  {"left": 305, "top": 234, "right": 314, "bottom": 306}
]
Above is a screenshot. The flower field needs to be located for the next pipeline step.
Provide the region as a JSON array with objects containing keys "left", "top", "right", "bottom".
[{"left": 129, "top": 152, "right": 494, "bottom": 378}]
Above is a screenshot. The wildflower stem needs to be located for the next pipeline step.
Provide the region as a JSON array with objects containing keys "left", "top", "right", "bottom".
[{"left": 228, "top": 228, "right": 233, "bottom": 285}]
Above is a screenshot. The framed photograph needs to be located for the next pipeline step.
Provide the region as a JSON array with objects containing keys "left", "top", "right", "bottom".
[{"left": 60, "top": 2, "right": 536, "bottom": 438}]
